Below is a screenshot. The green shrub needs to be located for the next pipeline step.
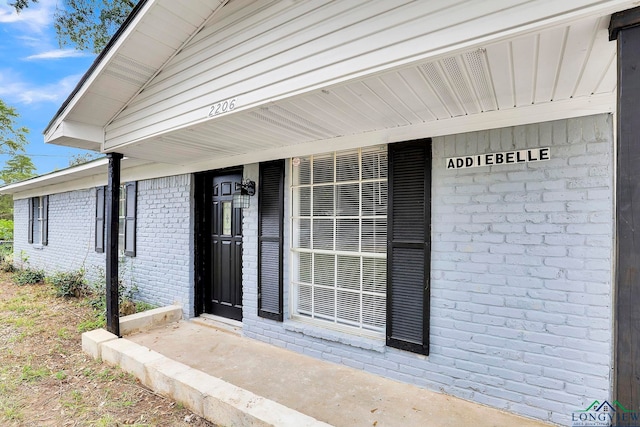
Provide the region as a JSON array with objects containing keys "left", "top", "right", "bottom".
[
  {"left": 80, "top": 264, "right": 157, "bottom": 331},
  {"left": 13, "top": 268, "right": 45, "bottom": 286},
  {"left": 0, "top": 241, "right": 12, "bottom": 258},
  {"left": 88, "top": 265, "right": 141, "bottom": 316},
  {"left": 0, "top": 252, "right": 15, "bottom": 272},
  {"left": 0, "top": 240, "right": 13, "bottom": 269},
  {"left": 87, "top": 282, "right": 136, "bottom": 316},
  {"left": 47, "top": 269, "right": 87, "bottom": 298},
  {"left": 135, "top": 301, "right": 157, "bottom": 313},
  {"left": 0, "top": 219, "right": 13, "bottom": 241}
]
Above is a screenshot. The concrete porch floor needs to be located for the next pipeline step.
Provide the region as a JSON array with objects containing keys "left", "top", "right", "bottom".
[{"left": 122, "top": 318, "right": 555, "bottom": 427}]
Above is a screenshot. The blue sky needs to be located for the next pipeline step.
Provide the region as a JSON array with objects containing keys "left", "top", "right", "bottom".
[{"left": 0, "top": 0, "right": 98, "bottom": 175}]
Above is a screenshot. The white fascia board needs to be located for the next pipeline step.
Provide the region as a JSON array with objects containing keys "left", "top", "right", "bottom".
[
  {"left": 7, "top": 158, "right": 168, "bottom": 199},
  {"left": 11, "top": 176, "right": 109, "bottom": 200},
  {"left": 45, "top": 120, "right": 104, "bottom": 150},
  {"left": 0, "top": 158, "right": 109, "bottom": 197},
  {"left": 46, "top": 137, "right": 102, "bottom": 151},
  {"left": 9, "top": 92, "right": 614, "bottom": 200},
  {"left": 1, "top": 157, "right": 150, "bottom": 198},
  {"left": 43, "top": 0, "right": 157, "bottom": 137}
]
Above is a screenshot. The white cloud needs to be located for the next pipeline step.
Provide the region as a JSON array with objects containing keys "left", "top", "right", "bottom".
[
  {"left": 15, "top": 35, "right": 44, "bottom": 48},
  {"left": 0, "top": 70, "right": 83, "bottom": 105},
  {"left": 0, "top": 0, "right": 57, "bottom": 32},
  {"left": 24, "top": 49, "right": 91, "bottom": 60}
]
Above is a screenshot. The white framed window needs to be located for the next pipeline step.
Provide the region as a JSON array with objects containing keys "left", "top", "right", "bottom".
[
  {"left": 33, "top": 196, "right": 43, "bottom": 244},
  {"left": 118, "top": 184, "right": 126, "bottom": 252},
  {"left": 95, "top": 182, "right": 136, "bottom": 256},
  {"left": 291, "top": 146, "right": 388, "bottom": 334},
  {"left": 29, "top": 195, "right": 48, "bottom": 246}
]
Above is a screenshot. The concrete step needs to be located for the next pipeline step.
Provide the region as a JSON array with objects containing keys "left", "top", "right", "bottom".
[{"left": 82, "top": 328, "right": 330, "bottom": 427}]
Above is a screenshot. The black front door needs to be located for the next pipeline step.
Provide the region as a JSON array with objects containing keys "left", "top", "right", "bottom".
[{"left": 205, "top": 172, "right": 243, "bottom": 320}]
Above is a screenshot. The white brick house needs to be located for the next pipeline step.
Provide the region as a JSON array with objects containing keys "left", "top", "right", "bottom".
[{"left": 4, "top": 2, "right": 640, "bottom": 425}]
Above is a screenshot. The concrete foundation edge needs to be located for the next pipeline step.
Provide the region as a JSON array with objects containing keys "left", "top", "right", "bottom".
[
  {"left": 119, "top": 304, "right": 183, "bottom": 336},
  {"left": 82, "top": 328, "right": 331, "bottom": 427}
]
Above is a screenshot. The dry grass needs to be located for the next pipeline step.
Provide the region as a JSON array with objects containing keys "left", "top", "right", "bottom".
[{"left": 0, "top": 271, "right": 214, "bottom": 426}]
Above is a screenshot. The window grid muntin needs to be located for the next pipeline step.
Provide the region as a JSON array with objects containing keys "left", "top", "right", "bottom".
[
  {"left": 291, "top": 146, "right": 387, "bottom": 333},
  {"left": 33, "top": 196, "right": 43, "bottom": 244},
  {"left": 118, "top": 185, "right": 126, "bottom": 252},
  {"left": 38, "top": 197, "right": 44, "bottom": 244}
]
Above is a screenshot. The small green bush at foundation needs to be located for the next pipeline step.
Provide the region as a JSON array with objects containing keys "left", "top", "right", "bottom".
[
  {"left": 13, "top": 268, "right": 45, "bottom": 286},
  {"left": 47, "top": 269, "right": 87, "bottom": 298}
]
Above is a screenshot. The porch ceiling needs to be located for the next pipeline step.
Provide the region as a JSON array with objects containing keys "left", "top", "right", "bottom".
[{"left": 116, "top": 13, "right": 615, "bottom": 165}]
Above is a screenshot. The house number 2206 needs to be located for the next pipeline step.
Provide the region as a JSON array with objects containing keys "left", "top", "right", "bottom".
[{"left": 208, "top": 97, "right": 237, "bottom": 117}]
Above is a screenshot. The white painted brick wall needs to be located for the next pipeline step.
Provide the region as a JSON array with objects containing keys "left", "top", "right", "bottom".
[
  {"left": 242, "top": 164, "right": 259, "bottom": 318},
  {"left": 125, "top": 175, "right": 194, "bottom": 316},
  {"left": 14, "top": 174, "right": 195, "bottom": 317},
  {"left": 242, "top": 114, "right": 614, "bottom": 425},
  {"left": 14, "top": 189, "right": 105, "bottom": 283}
]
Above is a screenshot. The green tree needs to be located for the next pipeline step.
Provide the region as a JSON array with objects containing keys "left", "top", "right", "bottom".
[
  {"left": 0, "top": 100, "right": 34, "bottom": 221},
  {"left": 11, "top": 0, "right": 138, "bottom": 53},
  {"left": 0, "top": 154, "right": 36, "bottom": 184},
  {"left": 0, "top": 99, "right": 28, "bottom": 155},
  {"left": 0, "top": 154, "right": 36, "bottom": 221}
]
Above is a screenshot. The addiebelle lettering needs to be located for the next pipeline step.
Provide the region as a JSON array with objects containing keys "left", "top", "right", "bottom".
[{"left": 446, "top": 147, "right": 551, "bottom": 170}]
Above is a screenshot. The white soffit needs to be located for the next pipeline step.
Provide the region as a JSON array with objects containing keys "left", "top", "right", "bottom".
[
  {"left": 44, "top": 0, "right": 224, "bottom": 143},
  {"left": 115, "top": 13, "right": 616, "bottom": 165}
]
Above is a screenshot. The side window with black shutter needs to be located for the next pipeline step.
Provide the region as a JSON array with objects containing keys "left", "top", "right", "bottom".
[
  {"left": 42, "top": 196, "right": 48, "bottom": 246},
  {"left": 124, "top": 181, "right": 137, "bottom": 257},
  {"left": 28, "top": 198, "right": 33, "bottom": 244},
  {"left": 386, "top": 139, "right": 431, "bottom": 355},
  {"left": 95, "top": 186, "right": 105, "bottom": 253},
  {"left": 96, "top": 183, "right": 136, "bottom": 256},
  {"left": 28, "top": 195, "right": 48, "bottom": 246},
  {"left": 258, "top": 160, "right": 284, "bottom": 321}
]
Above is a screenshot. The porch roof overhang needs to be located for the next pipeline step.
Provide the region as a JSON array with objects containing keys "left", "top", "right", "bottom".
[
  {"left": 44, "top": 0, "right": 635, "bottom": 168},
  {"left": 44, "top": 0, "right": 228, "bottom": 151},
  {"left": 0, "top": 157, "right": 151, "bottom": 198}
]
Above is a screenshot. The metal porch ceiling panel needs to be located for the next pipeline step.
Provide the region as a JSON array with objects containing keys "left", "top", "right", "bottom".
[{"left": 115, "top": 14, "right": 615, "bottom": 165}]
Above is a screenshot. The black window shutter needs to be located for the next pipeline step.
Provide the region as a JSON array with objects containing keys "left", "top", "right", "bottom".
[
  {"left": 42, "top": 196, "right": 49, "bottom": 246},
  {"left": 387, "top": 139, "right": 431, "bottom": 355},
  {"left": 258, "top": 160, "right": 284, "bottom": 321},
  {"left": 28, "top": 198, "right": 33, "bottom": 244},
  {"left": 124, "top": 182, "right": 137, "bottom": 257},
  {"left": 95, "top": 187, "right": 105, "bottom": 253}
]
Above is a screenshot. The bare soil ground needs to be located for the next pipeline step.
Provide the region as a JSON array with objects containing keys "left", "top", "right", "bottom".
[{"left": 0, "top": 271, "right": 215, "bottom": 426}]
